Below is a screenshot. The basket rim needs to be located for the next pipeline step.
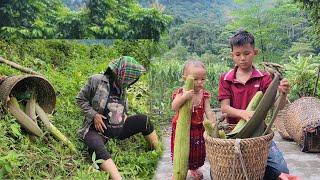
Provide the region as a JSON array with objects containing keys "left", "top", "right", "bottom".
[
  {"left": 0, "top": 74, "right": 56, "bottom": 113},
  {"left": 203, "top": 131, "right": 274, "bottom": 143}
]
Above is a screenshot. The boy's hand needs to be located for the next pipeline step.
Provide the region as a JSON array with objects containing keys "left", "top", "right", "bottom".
[
  {"left": 183, "top": 89, "right": 194, "bottom": 100},
  {"left": 240, "top": 110, "right": 254, "bottom": 121},
  {"left": 278, "top": 78, "right": 290, "bottom": 94}
]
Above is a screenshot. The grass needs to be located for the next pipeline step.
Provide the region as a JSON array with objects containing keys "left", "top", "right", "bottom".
[{"left": 0, "top": 39, "right": 162, "bottom": 179}]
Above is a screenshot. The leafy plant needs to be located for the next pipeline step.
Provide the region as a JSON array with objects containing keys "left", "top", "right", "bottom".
[
  {"left": 284, "top": 55, "right": 320, "bottom": 100},
  {"left": 0, "top": 151, "right": 22, "bottom": 178},
  {"left": 91, "top": 152, "right": 104, "bottom": 170}
]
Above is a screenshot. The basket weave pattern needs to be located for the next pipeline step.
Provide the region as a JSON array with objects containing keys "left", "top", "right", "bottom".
[
  {"left": 0, "top": 75, "right": 56, "bottom": 113},
  {"left": 274, "top": 105, "right": 292, "bottom": 140},
  {"left": 204, "top": 132, "right": 274, "bottom": 180},
  {"left": 284, "top": 97, "right": 320, "bottom": 146}
]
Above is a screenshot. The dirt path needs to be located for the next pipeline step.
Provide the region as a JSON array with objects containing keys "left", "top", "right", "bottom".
[
  {"left": 153, "top": 126, "right": 211, "bottom": 180},
  {"left": 154, "top": 125, "right": 320, "bottom": 180}
]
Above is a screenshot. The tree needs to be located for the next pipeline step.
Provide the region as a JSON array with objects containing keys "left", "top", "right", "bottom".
[
  {"left": 294, "top": 0, "right": 320, "bottom": 50},
  {"left": 227, "top": 0, "right": 309, "bottom": 62},
  {"left": 0, "top": 0, "right": 172, "bottom": 40},
  {"left": 0, "top": 0, "right": 68, "bottom": 39},
  {"left": 87, "top": 0, "right": 172, "bottom": 40},
  {"left": 126, "top": 8, "right": 171, "bottom": 41}
]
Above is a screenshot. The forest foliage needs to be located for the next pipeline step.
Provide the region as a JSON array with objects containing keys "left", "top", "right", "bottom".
[{"left": 0, "top": 0, "right": 172, "bottom": 40}]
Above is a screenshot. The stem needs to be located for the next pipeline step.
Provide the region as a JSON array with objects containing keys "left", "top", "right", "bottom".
[{"left": 0, "top": 57, "right": 40, "bottom": 75}]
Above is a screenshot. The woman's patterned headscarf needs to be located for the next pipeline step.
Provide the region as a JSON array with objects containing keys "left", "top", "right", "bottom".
[{"left": 108, "top": 56, "right": 146, "bottom": 88}]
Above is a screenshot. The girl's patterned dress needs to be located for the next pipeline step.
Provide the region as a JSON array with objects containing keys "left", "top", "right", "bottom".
[{"left": 171, "top": 88, "right": 210, "bottom": 170}]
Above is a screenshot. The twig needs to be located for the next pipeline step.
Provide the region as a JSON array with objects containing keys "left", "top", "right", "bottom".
[{"left": 0, "top": 57, "right": 40, "bottom": 75}]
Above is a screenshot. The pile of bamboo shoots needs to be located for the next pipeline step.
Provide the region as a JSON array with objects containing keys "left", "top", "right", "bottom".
[{"left": 7, "top": 90, "right": 76, "bottom": 153}]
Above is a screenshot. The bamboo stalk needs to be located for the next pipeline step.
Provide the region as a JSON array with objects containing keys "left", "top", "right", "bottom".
[{"left": 0, "top": 57, "right": 40, "bottom": 75}]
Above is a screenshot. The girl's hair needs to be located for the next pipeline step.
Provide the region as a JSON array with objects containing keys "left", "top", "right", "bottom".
[
  {"left": 183, "top": 59, "right": 206, "bottom": 76},
  {"left": 229, "top": 30, "right": 255, "bottom": 51}
]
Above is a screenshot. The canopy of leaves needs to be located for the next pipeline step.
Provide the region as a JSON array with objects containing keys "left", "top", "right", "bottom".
[
  {"left": 227, "top": 0, "right": 311, "bottom": 62},
  {"left": 294, "top": 0, "right": 320, "bottom": 49},
  {"left": 0, "top": 0, "right": 67, "bottom": 39},
  {"left": 0, "top": 0, "right": 172, "bottom": 40}
]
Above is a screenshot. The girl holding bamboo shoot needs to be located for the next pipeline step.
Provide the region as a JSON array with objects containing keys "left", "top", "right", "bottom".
[
  {"left": 218, "top": 30, "right": 292, "bottom": 180},
  {"left": 171, "top": 60, "right": 216, "bottom": 179},
  {"left": 76, "top": 56, "right": 159, "bottom": 180}
]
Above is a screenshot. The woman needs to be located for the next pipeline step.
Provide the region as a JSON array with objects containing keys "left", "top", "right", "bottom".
[{"left": 76, "top": 56, "right": 159, "bottom": 180}]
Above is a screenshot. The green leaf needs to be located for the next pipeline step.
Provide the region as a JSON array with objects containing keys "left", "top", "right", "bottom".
[
  {"left": 10, "top": 124, "right": 22, "bottom": 138},
  {"left": 91, "top": 151, "right": 96, "bottom": 162}
]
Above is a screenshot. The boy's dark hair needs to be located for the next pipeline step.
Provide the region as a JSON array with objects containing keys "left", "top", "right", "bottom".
[{"left": 229, "top": 30, "right": 255, "bottom": 51}]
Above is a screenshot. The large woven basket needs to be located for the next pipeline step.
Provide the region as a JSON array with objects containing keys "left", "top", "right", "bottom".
[
  {"left": 284, "top": 97, "right": 320, "bottom": 152},
  {"left": 204, "top": 132, "right": 274, "bottom": 180},
  {"left": 0, "top": 75, "right": 56, "bottom": 113},
  {"left": 274, "top": 105, "right": 292, "bottom": 140}
]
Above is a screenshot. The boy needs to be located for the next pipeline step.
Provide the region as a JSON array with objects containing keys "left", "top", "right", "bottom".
[{"left": 218, "top": 30, "right": 290, "bottom": 179}]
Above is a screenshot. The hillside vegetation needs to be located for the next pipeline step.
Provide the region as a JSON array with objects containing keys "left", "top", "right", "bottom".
[{"left": 0, "top": 40, "right": 162, "bottom": 179}]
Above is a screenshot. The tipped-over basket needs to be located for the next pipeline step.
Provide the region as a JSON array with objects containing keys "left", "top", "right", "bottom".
[
  {"left": 274, "top": 105, "right": 293, "bottom": 140},
  {"left": 284, "top": 97, "right": 320, "bottom": 152},
  {"left": 0, "top": 75, "right": 56, "bottom": 113},
  {"left": 204, "top": 131, "right": 274, "bottom": 180}
]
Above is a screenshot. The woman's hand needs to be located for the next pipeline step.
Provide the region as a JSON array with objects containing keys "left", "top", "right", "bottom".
[
  {"left": 278, "top": 78, "right": 290, "bottom": 94},
  {"left": 94, "top": 113, "right": 107, "bottom": 133}
]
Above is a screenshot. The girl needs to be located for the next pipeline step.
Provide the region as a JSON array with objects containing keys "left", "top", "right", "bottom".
[{"left": 171, "top": 60, "right": 216, "bottom": 179}]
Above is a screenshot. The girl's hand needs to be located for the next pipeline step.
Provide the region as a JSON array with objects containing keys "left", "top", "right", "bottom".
[
  {"left": 94, "top": 113, "right": 107, "bottom": 133},
  {"left": 278, "top": 78, "right": 290, "bottom": 94},
  {"left": 240, "top": 110, "right": 254, "bottom": 121},
  {"left": 183, "top": 89, "right": 194, "bottom": 100}
]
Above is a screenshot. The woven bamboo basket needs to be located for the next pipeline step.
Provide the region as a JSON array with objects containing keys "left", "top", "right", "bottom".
[
  {"left": 0, "top": 75, "right": 56, "bottom": 113},
  {"left": 204, "top": 132, "right": 274, "bottom": 180},
  {"left": 284, "top": 97, "right": 320, "bottom": 152},
  {"left": 274, "top": 105, "right": 292, "bottom": 140}
]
